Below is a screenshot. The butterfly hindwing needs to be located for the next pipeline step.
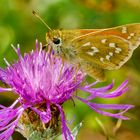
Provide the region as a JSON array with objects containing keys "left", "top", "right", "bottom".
[{"left": 80, "top": 61, "right": 105, "bottom": 81}]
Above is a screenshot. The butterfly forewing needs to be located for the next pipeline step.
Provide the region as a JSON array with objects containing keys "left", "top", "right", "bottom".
[
  {"left": 92, "top": 23, "right": 140, "bottom": 50},
  {"left": 71, "top": 23, "right": 140, "bottom": 70}
]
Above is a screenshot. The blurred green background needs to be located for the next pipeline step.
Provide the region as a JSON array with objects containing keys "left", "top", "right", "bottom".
[{"left": 0, "top": 0, "right": 140, "bottom": 140}]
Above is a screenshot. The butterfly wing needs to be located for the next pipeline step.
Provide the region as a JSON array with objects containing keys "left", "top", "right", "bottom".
[
  {"left": 72, "top": 23, "right": 140, "bottom": 49},
  {"left": 92, "top": 23, "right": 140, "bottom": 50},
  {"left": 70, "top": 23, "right": 140, "bottom": 80},
  {"left": 72, "top": 35, "right": 132, "bottom": 81},
  {"left": 71, "top": 23, "right": 140, "bottom": 70},
  {"left": 80, "top": 61, "right": 106, "bottom": 81}
]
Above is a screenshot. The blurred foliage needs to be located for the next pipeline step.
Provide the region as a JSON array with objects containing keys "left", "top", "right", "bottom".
[{"left": 0, "top": 0, "right": 140, "bottom": 140}]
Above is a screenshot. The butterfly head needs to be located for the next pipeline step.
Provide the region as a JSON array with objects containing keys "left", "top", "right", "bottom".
[{"left": 46, "top": 30, "right": 63, "bottom": 56}]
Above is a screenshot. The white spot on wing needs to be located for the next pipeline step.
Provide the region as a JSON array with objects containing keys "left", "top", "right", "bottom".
[
  {"left": 130, "top": 33, "right": 135, "bottom": 36},
  {"left": 100, "top": 57, "right": 104, "bottom": 62},
  {"left": 86, "top": 46, "right": 99, "bottom": 56},
  {"left": 82, "top": 42, "right": 91, "bottom": 46},
  {"left": 116, "top": 47, "right": 122, "bottom": 52},
  {"left": 122, "top": 26, "right": 127, "bottom": 34},
  {"left": 106, "top": 55, "right": 110, "bottom": 61},
  {"left": 127, "top": 33, "right": 135, "bottom": 40},
  {"left": 91, "top": 46, "right": 99, "bottom": 53},
  {"left": 101, "top": 39, "right": 107, "bottom": 44},
  {"left": 115, "top": 47, "right": 122, "bottom": 54},
  {"left": 109, "top": 43, "right": 116, "bottom": 48},
  {"left": 87, "top": 52, "right": 94, "bottom": 56},
  {"left": 127, "top": 36, "right": 131, "bottom": 39},
  {"left": 109, "top": 52, "right": 113, "bottom": 56},
  {"left": 115, "top": 50, "right": 120, "bottom": 53}
]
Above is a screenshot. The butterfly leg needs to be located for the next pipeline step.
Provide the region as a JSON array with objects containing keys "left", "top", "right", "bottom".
[
  {"left": 72, "top": 64, "right": 81, "bottom": 96},
  {"left": 80, "top": 61, "right": 106, "bottom": 81},
  {"left": 58, "top": 56, "right": 65, "bottom": 81},
  {"left": 73, "top": 63, "right": 80, "bottom": 81},
  {"left": 42, "top": 44, "right": 47, "bottom": 50}
]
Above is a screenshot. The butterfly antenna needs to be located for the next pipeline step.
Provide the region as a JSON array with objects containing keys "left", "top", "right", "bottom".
[{"left": 32, "top": 10, "right": 52, "bottom": 31}]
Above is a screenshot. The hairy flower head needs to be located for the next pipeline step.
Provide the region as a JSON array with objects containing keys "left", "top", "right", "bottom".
[{"left": 0, "top": 41, "right": 134, "bottom": 140}]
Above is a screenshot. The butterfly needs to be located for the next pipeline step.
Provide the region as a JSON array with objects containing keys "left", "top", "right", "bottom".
[
  {"left": 45, "top": 23, "right": 140, "bottom": 81},
  {"left": 33, "top": 11, "right": 140, "bottom": 81}
]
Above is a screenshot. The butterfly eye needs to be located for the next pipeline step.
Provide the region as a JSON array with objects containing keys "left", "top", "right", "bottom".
[{"left": 53, "top": 38, "right": 61, "bottom": 45}]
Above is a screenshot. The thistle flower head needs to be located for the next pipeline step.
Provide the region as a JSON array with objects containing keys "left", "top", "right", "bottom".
[{"left": 0, "top": 41, "right": 134, "bottom": 140}]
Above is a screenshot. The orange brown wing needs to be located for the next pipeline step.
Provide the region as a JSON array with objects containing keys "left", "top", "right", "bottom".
[
  {"left": 74, "top": 23, "right": 140, "bottom": 50},
  {"left": 71, "top": 23, "right": 140, "bottom": 70}
]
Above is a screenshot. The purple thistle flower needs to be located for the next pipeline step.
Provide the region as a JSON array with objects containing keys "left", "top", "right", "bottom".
[{"left": 0, "top": 40, "right": 134, "bottom": 140}]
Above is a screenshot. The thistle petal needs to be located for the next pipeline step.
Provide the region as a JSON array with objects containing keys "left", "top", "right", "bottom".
[{"left": 75, "top": 96, "right": 134, "bottom": 120}]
